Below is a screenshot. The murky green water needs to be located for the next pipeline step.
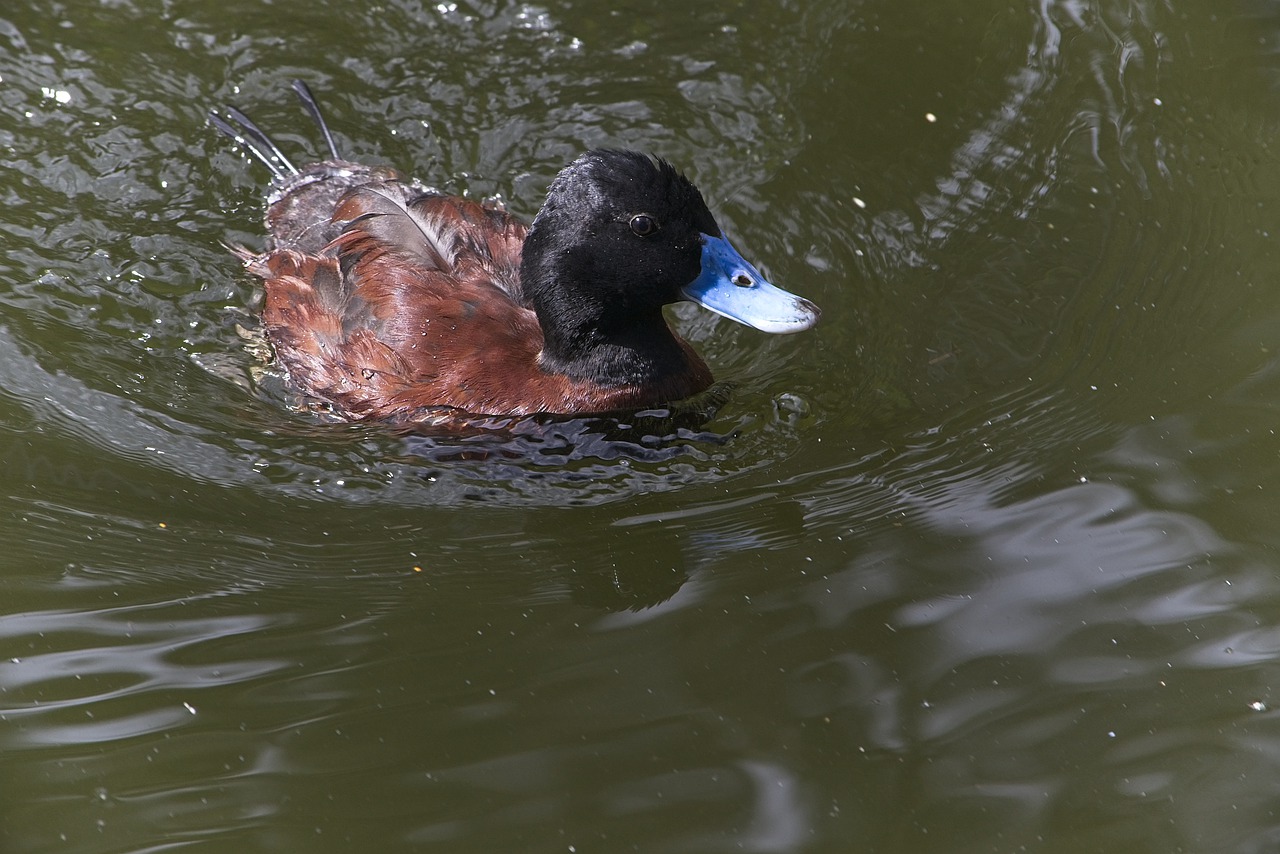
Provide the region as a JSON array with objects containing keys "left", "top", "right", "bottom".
[{"left": 4, "top": 0, "right": 1280, "bottom": 850}]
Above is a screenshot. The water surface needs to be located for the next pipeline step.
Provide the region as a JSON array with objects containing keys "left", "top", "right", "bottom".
[{"left": 4, "top": 0, "right": 1280, "bottom": 851}]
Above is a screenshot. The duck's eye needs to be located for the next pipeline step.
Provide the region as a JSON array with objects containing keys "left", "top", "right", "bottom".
[{"left": 629, "top": 214, "right": 658, "bottom": 237}]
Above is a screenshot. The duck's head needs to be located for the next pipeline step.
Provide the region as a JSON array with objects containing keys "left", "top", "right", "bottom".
[{"left": 522, "top": 150, "right": 819, "bottom": 383}]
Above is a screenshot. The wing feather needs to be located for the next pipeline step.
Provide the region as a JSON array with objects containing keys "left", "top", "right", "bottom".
[{"left": 333, "top": 184, "right": 456, "bottom": 272}]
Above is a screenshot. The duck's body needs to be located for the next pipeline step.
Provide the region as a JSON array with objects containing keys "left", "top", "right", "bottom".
[{"left": 213, "top": 82, "right": 817, "bottom": 423}]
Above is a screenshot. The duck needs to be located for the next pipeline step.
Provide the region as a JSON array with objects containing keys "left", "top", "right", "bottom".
[{"left": 210, "top": 81, "right": 819, "bottom": 425}]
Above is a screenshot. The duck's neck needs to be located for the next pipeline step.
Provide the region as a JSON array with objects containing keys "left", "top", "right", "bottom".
[{"left": 537, "top": 301, "right": 700, "bottom": 389}]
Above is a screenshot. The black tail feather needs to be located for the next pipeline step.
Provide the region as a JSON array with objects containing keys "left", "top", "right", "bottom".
[
  {"left": 291, "top": 80, "right": 342, "bottom": 160},
  {"left": 225, "top": 105, "right": 298, "bottom": 173},
  {"left": 211, "top": 81, "right": 349, "bottom": 181},
  {"left": 208, "top": 109, "right": 292, "bottom": 181}
]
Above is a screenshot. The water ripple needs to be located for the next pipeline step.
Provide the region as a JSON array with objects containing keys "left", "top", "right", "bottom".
[{"left": 0, "top": 605, "right": 291, "bottom": 749}]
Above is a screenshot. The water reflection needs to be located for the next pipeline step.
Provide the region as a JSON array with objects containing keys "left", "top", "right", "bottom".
[
  {"left": 0, "top": 606, "right": 288, "bottom": 748},
  {"left": 770, "top": 419, "right": 1280, "bottom": 849}
]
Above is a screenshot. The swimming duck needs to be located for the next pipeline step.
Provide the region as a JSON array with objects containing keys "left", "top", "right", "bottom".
[{"left": 211, "top": 81, "right": 819, "bottom": 423}]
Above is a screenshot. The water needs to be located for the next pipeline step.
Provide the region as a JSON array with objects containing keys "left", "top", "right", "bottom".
[{"left": 3, "top": 0, "right": 1280, "bottom": 851}]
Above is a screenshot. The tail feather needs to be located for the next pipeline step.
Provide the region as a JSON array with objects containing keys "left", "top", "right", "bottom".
[
  {"left": 211, "top": 104, "right": 300, "bottom": 179},
  {"left": 291, "top": 80, "right": 342, "bottom": 160},
  {"left": 209, "top": 109, "right": 293, "bottom": 181},
  {"left": 213, "top": 81, "right": 415, "bottom": 252},
  {"left": 210, "top": 80, "right": 345, "bottom": 179}
]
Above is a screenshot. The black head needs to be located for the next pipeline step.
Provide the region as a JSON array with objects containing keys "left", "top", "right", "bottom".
[{"left": 521, "top": 149, "right": 723, "bottom": 382}]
